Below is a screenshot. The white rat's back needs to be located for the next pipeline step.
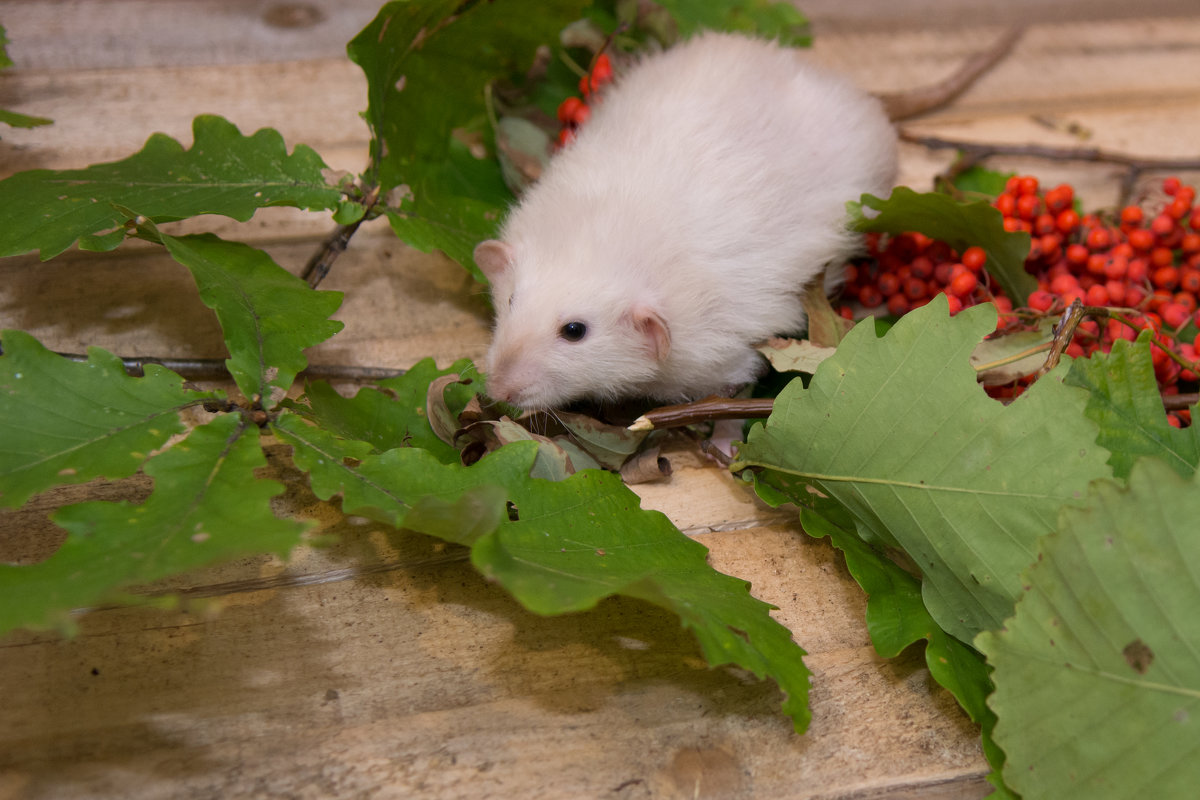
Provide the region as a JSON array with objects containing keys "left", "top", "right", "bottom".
[{"left": 478, "top": 32, "right": 897, "bottom": 408}]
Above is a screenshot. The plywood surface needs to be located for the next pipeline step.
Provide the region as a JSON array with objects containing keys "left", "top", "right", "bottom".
[{"left": 2, "top": 3, "right": 1199, "bottom": 799}]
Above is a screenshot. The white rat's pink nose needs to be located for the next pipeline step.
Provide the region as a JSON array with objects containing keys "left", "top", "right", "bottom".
[
  {"left": 483, "top": 363, "right": 520, "bottom": 406},
  {"left": 486, "top": 377, "right": 516, "bottom": 405}
]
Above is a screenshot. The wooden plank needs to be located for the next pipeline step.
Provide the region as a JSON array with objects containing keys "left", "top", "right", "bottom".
[
  {"left": 0, "top": 516, "right": 988, "bottom": 800},
  {"left": 0, "top": 223, "right": 492, "bottom": 371},
  {"left": 2, "top": 0, "right": 384, "bottom": 70},
  {"left": 0, "top": 58, "right": 370, "bottom": 178}
]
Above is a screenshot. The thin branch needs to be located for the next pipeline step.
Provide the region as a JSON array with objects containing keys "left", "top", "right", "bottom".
[
  {"left": 900, "top": 132, "right": 1200, "bottom": 173},
  {"left": 1035, "top": 298, "right": 1087, "bottom": 378},
  {"left": 46, "top": 351, "right": 407, "bottom": 383},
  {"left": 1166, "top": 393, "right": 1199, "bottom": 411},
  {"left": 302, "top": 218, "right": 365, "bottom": 288},
  {"left": 880, "top": 26, "right": 1025, "bottom": 122},
  {"left": 628, "top": 397, "right": 775, "bottom": 431},
  {"left": 901, "top": 131, "right": 1200, "bottom": 207}
]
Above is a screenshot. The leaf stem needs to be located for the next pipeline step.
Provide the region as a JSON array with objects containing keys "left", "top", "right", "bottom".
[{"left": 973, "top": 341, "right": 1052, "bottom": 373}]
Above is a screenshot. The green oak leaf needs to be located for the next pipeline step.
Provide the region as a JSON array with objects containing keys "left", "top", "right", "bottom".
[
  {"left": 977, "top": 458, "right": 1200, "bottom": 799},
  {"left": 798, "top": 500, "right": 993, "bottom": 720},
  {"left": 1065, "top": 332, "right": 1200, "bottom": 480},
  {"left": 290, "top": 357, "right": 476, "bottom": 464},
  {"left": 382, "top": 137, "right": 517, "bottom": 282},
  {"left": 275, "top": 416, "right": 812, "bottom": 732},
  {"left": 0, "top": 330, "right": 220, "bottom": 508},
  {"left": 0, "top": 23, "right": 15, "bottom": 71},
  {"left": 751, "top": 466, "right": 1014, "bottom": 793},
  {"left": 732, "top": 297, "right": 1111, "bottom": 643},
  {"left": 952, "top": 165, "right": 1014, "bottom": 199},
  {"left": 150, "top": 230, "right": 344, "bottom": 408},
  {"left": 655, "top": 0, "right": 811, "bottom": 45},
  {"left": 348, "top": 0, "right": 588, "bottom": 280},
  {"left": 796, "top": 500, "right": 1011, "bottom": 788},
  {"left": 272, "top": 410, "right": 514, "bottom": 533},
  {"left": 473, "top": 465, "right": 811, "bottom": 732},
  {"left": 0, "top": 415, "right": 310, "bottom": 634},
  {"left": 0, "top": 107, "right": 53, "bottom": 130},
  {"left": 0, "top": 114, "right": 348, "bottom": 259},
  {"left": 0, "top": 25, "right": 53, "bottom": 131},
  {"left": 849, "top": 186, "right": 1036, "bottom": 306}
]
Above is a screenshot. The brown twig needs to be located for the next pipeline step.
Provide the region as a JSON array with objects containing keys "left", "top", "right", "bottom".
[
  {"left": 627, "top": 396, "right": 775, "bottom": 431},
  {"left": 302, "top": 218, "right": 365, "bottom": 289},
  {"left": 900, "top": 132, "right": 1200, "bottom": 206},
  {"left": 46, "top": 351, "right": 407, "bottom": 383},
  {"left": 1165, "top": 393, "right": 1199, "bottom": 411},
  {"left": 1035, "top": 298, "right": 1088, "bottom": 378},
  {"left": 880, "top": 26, "right": 1025, "bottom": 122}
]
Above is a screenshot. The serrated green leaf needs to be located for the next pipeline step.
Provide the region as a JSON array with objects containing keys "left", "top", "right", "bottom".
[
  {"left": 0, "top": 330, "right": 219, "bottom": 508},
  {"left": 952, "top": 165, "right": 1014, "bottom": 198},
  {"left": 0, "top": 26, "right": 53, "bottom": 132},
  {"left": 350, "top": 0, "right": 587, "bottom": 189},
  {"left": 332, "top": 200, "right": 367, "bottom": 225},
  {"left": 774, "top": 482, "right": 1013, "bottom": 794},
  {"left": 796, "top": 501, "right": 992, "bottom": 720},
  {"left": 275, "top": 416, "right": 812, "bottom": 731},
  {"left": 849, "top": 187, "right": 1036, "bottom": 306},
  {"left": 1065, "top": 332, "right": 1200, "bottom": 480},
  {"left": 732, "top": 297, "right": 1111, "bottom": 642},
  {"left": 292, "top": 357, "right": 475, "bottom": 463},
  {"left": 656, "top": 0, "right": 811, "bottom": 45},
  {"left": 272, "top": 410, "right": 513, "bottom": 532},
  {"left": 0, "top": 115, "right": 344, "bottom": 259},
  {"left": 150, "top": 231, "right": 343, "bottom": 408},
  {"left": 0, "top": 108, "right": 53, "bottom": 130},
  {"left": 348, "top": 0, "right": 588, "bottom": 279},
  {"left": 382, "top": 138, "right": 515, "bottom": 281},
  {"left": 473, "top": 467, "right": 812, "bottom": 732},
  {"left": 977, "top": 458, "right": 1200, "bottom": 799},
  {"left": 0, "top": 415, "right": 309, "bottom": 634},
  {"left": 0, "top": 24, "right": 12, "bottom": 70}
]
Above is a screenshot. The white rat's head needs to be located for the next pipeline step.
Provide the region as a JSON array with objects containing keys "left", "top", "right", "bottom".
[{"left": 474, "top": 239, "right": 670, "bottom": 410}]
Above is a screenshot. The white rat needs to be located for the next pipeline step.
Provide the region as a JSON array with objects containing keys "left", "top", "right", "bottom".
[{"left": 475, "top": 31, "right": 898, "bottom": 410}]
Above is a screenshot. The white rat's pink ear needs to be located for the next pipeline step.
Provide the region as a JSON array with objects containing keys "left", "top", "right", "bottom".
[
  {"left": 632, "top": 306, "right": 671, "bottom": 362},
  {"left": 474, "top": 239, "right": 515, "bottom": 282}
]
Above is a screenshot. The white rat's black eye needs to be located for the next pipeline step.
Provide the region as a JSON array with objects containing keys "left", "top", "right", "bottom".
[{"left": 559, "top": 321, "right": 587, "bottom": 342}]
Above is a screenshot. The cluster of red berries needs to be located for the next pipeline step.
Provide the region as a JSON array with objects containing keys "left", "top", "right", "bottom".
[
  {"left": 843, "top": 234, "right": 997, "bottom": 319},
  {"left": 840, "top": 176, "right": 1200, "bottom": 425},
  {"left": 554, "top": 53, "right": 613, "bottom": 148}
]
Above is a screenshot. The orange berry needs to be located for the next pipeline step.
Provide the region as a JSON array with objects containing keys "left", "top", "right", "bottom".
[{"left": 961, "top": 246, "right": 987, "bottom": 272}]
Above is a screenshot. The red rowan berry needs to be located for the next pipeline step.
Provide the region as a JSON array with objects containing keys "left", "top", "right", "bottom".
[
  {"left": 1085, "top": 284, "right": 1110, "bottom": 306},
  {"left": 961, "top": 246, "right": 987, "bottom": 272},
  {"left": 1028, "top": 290, "right": 1056, "bottom": 312},
  {"left": 1128, "top": 228, "right": 1155, "bottom": 251},
  {"left": 1016, "top": 193, "right": 1040, "bottom": 220},
  {"left": 1120, "top": 205, "right": 1144, "bottom": 226},
  {"left": 858, "top": 285, "right": 883, "bottom": 307},
  {"left": 886, "top": 293, "right": 910, "bottom": 316}
]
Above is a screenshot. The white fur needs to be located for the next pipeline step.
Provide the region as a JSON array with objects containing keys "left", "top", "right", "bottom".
[{"left": 480, "top": 31, "right": 897, "bottom": 410}]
